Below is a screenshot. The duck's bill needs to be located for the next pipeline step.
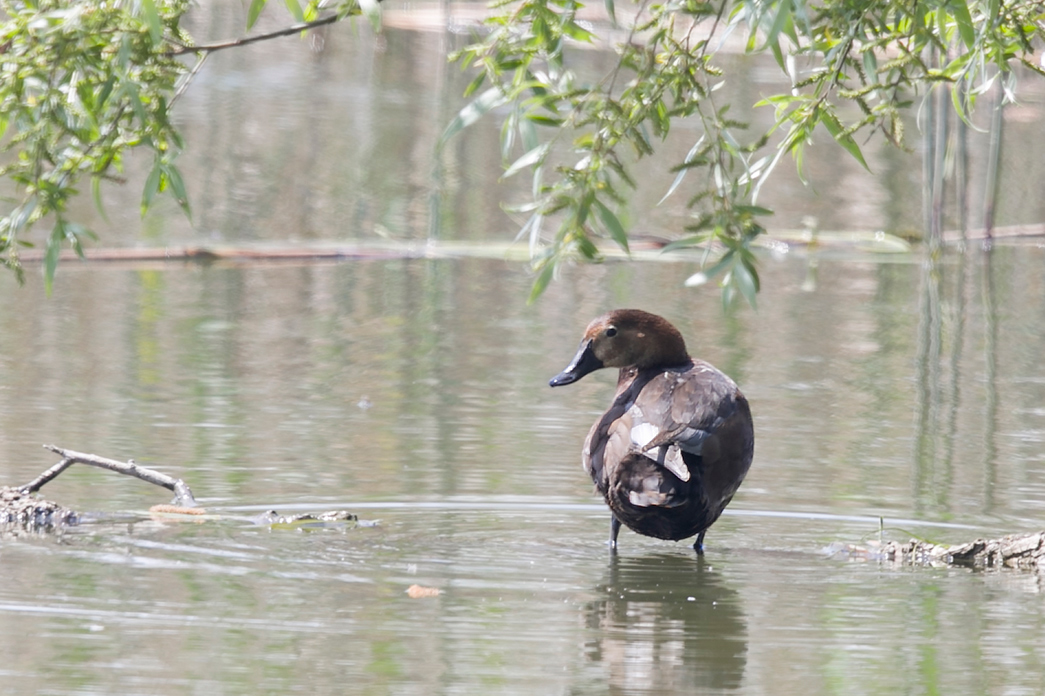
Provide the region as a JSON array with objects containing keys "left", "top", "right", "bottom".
[{"left": 549, "top": 340, "right": 603, "bottom": 387}]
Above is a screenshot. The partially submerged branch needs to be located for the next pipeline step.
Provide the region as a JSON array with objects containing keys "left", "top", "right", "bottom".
[
  {"left": 0, "top": 486, "right": 78, "bottom": 529},
  {"left": 3, "top": 444, "right": 202, "bottom": 530},
  {"left": 3, "top": 445, "right": 369, "bottom": 534},
  {"left": 29, "top": 445, "right": 198, "bottom": 509},
  {"left": 836, "top": 532, "right": 1045, "bottom": 571}
]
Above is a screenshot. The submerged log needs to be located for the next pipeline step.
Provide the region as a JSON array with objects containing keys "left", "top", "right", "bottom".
[
  {"left": 0, "top": 485, "right": 78, "bottom": 530},
  {"left": 834, "top": 532, "right": 1045, "bottom": 571},
  {"left": 2, "top": 445, "right": 364, "bottom": 534},
  {"left": 4, "top": 446, "right": 1043, "bottom": 563},
  {"left": 1, "top": 445, "right": 200, "bottom": 533}
]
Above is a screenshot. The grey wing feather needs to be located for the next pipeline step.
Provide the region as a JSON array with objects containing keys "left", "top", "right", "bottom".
[{"left": 629, "top": 362, "right": 739, "bottom": 468}]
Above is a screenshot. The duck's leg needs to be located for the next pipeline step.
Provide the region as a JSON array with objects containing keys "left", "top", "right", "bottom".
[
  {"left": 609, "top": 515, "right": 621, "bottom": 550},
  {"left": 693, "top": 530, "right": 706, "bottom": 555}
]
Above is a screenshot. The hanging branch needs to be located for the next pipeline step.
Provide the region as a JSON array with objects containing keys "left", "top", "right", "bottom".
[{"left": 162, "top": 13, "right": 341, "bottom": 56}]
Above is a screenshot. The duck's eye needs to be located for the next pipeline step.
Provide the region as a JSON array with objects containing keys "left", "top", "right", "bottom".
[{"left": 605, "top": 327, "right": 618, "bottom": 338}]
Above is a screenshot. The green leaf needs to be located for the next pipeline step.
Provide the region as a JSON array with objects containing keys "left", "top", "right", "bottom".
[
  {"left": 820, "top": 110, "right": 869, "bottom": 171},
  {"left": 763, "top": 0, "right": 792, "bottom": 54},
  {"left": 732, "top": 256, "right": 759, "bottom": 309},
  {"left": 90, "top": 175, "right": 109, "bottom": 223},
  {"left": 575, "top": 233, "right": 599, "bottom": 260},
  {"left": 64, "top": 222, "right": 91, "bottom": 259},
  {"left": 504, "top": 142, "right": 549, "bottom": 179},
  {"left": 662, "top": 234, "right": 707, "bottom": 254},
  {"left": 141, "top": 161, "right": 162, "bottom": 217},
  {"left": 684, "top": 249, "right": 735, "bottom": 287},
  {"left": 438, "top": 88, "right": 507, "bottom": 149},
  {"left": 44, "top": 220, "right": 64, "bottom": 296},
  {"left": 862, "top": 49, "right": 878, "bottom": 84},
  {"left": 659, "top": 136, "right": 705, "bottom": 205},
  {"left": 734, "top": 204, "right": 774, "bottom": 217},
  {"left": 604, "top": 0, "right": 616, "bottom": 26},
  {"left": 519, "top": 118, "right": 539, "bottom": 153},
  {"left": 284, "top": 0, "right": 305, "bottom": 22},
  {"left": 358, "top": 0, "right": 382, "bottom": 33},
  {"left": 140, "top": 0, "right": 163, "bottom": 44},
  {"left": 464, "top": 71, "right": 486, "bottom": 98},
  {"left": 562, "top": 20, "right": 595, "bottom": 43},
  {"left": 163, "top": 163, "right": 191, "bottom": 218},
  {"left": 500, "top": 110, "right": 517, "bottom": 162},
  {"left": 524, "top": 114, "right": 564, "bottom": 127},
  {"left": 120, "top": 81, "right": 150, "bottom": 128},
  {"left": 951, "top": 0, "right": 975, "bottom": 48},
  {"left": 592, "top": 198, "right": 629, "bottom": 252},
  {"left": 97, "top": 77, "right": 116, "bottom": 109},
  {"left": 528, "top": 258, "right": 555, "bottom": 304},
  {"left": 576, "top": 191, "right": 594, "bottom": 227},
  {"left": 10, "top": 197, "right": 38, "bottom": 236},
  {"left": 247, "top": 0, "right": 267, "bottom": 29}
]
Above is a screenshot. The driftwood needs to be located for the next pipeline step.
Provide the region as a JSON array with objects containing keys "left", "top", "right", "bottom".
[
  {"left": 1, "top": 445, "right": 200, "bottom": 531},
  {"left": 27, "top": 445, "right": 199, "bottom": 507},
  {"left": 4, "top": 447, "right": 1043, "bottom": 566},
  {"left": 2, "top": 445, "right": 366, "bottom": 533},
  {"left": 834, "top": 532, "right": 1045, "bottom": 571},
  {"left": 0, "top": 485, "right": 79, "bottom": 529}
]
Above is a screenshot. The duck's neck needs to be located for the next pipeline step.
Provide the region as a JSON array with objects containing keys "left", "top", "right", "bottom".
[
  {"left": 615, "top": 357, "right": 695, "bottom": 394},
  {"left": 616, "top": 366, "right": 639, "bottom": 392}
]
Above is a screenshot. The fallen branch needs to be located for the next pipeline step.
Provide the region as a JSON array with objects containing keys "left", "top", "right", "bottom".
[
  {"left": 3, "top": 446, "right": 370, "bottom": 534},
  {"left": 25, "top": 445, "right": 198, "bottom": 509},
  {"left": 834, "top": 532, "right": 1045, "bottom": 571},
  {"left": 0, "top": 486, "right": 78, "bottom": 529},
  {"left": 14, "top": 244, "right": 433, "bottom": 265}
]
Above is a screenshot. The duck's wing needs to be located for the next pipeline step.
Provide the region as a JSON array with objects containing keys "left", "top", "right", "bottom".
[
  {"left": 627, "top": 362, "right": 743, "bottom": 482},
  {"left": 584, "top": 362, "right": 746, "bottom": 493}
]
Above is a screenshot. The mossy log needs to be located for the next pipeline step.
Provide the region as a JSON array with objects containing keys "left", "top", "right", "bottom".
[
  {"left": 836, "top": 533, "right": 1045, "bottom": 571},
  {"left": 4, "top": 445, "right": 1043, "bottom": 565},
  {"left": 1, "top": 445, "right": 198, "bottom": 533},
  {"left": 2, "top": 445, "right": 363, "bottom": 534},
  {"left": 0, "top": 485, "right": 78, "bottom": 530}
]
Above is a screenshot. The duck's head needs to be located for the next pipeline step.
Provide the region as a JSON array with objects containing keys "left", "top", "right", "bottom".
[{"left": 549, "top": 309, "right": 689, "bottom": 387}]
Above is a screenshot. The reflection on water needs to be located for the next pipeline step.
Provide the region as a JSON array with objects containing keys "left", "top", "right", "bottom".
[
  {"left": 1, "top": 250, "right": 1045, "bottom": 692},
  {"left": 584, "top": 554, "right": 746, "bottom": 693},
  {"left": 2, "top": 2, "right": 1045, "bottom": 694}
]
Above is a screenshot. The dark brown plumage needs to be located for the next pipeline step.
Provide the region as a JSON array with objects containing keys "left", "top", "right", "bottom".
[{"left": 550, "top": 309, "right": 754, "bottom": 553}]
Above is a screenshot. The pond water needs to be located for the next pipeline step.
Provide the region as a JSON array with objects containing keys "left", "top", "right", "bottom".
[{"left": 3, "top": 4, "right": 1045, "bottom": 695}]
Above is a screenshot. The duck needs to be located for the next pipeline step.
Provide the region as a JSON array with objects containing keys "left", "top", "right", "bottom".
[{"left": 549, "top": 309, "right": 754, "bottom": 553}]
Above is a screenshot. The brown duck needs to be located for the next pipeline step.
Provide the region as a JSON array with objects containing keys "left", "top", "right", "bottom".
[{"left": 550, "top": 309, "right": 754, "bottom": 553}]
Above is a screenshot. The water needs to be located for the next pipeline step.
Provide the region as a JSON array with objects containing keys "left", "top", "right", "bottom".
[{"left": 2, "top": 4, "right": 1045, "bottom": 695}]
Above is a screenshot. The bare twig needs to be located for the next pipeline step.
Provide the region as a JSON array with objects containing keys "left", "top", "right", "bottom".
[
  {"left": 163, "top": 13, "right": 341, "bottom": 56},
  {"left": 170, "top": 52, "right": 210, "bottom": 108},
  {"left": 26, "top": 445, "right": 198, "bottom": 508},
  {"left": 18, "top": 457, "right": 76, "bottom": 495}
]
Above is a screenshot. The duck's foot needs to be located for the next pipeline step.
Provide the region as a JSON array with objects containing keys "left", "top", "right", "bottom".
[
  {"left": 609, "top": 514, "right": 621, "bottom": 552},
  {"left": 693, "top": 531, "right": 706, "bottom": 556}
]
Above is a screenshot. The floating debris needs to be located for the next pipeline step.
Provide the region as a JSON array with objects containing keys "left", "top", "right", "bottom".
[
  {"left": 0, "top": 486, "right": 78, "bottom": 531},
  {"left": 406, "top": 584, "right": 442, "bottom": 599},
  {"left": 831, "top": 532, "right": 1045, "bottom": 571},
  {"left": 256, "top": 510, "right": 362, "bottom": 531}
]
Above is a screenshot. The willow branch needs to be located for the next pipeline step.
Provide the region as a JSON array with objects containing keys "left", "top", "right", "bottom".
[{"left": 163, "top": 13, "right": 342, "bottom": 56}]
